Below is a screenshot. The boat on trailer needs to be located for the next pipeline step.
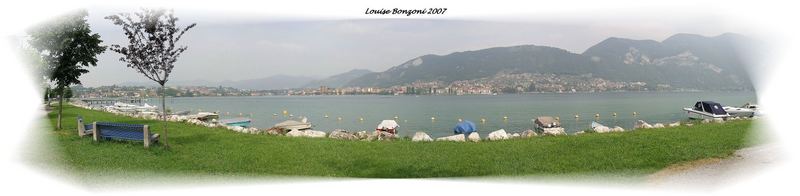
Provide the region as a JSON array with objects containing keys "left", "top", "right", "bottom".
[{"left": 683, "top": 101, "right": 730, "bottom": 120}]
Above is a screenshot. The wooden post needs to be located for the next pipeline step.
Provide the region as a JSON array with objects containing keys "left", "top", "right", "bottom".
[
  {"left": 77, "top": 118, "right": 85, "bottom": 137},
  {"left": 92, "top": 122, "right": 98, "bottom": 142},
  {"left": 143, "top": 125, "right": 150, "bottom": 148}
]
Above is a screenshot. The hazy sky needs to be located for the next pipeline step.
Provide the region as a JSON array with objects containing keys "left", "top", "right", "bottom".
[{"left": 73, "top": 8, "right": 746, "bottom": 87}]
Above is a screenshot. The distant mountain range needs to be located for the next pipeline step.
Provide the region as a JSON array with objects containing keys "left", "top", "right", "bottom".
[
  {"left": 117, "top": 33, "right": 756, "bottom": 91},
  {"left": 345, "top": 33, "right": 755, "bottom": 90}
]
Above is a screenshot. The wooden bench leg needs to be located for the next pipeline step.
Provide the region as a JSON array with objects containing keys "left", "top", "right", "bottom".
[
  {"left": 92, "top": 122, "right": 98, "bottom": 142},
  {"left": 77, "top": 119, "right": 85, "bottom": 138},
  {"left": 143, "top": 125, "right": 150, "bottom": 148}
]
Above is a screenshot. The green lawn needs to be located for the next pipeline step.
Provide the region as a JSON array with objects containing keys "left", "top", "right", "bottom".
[{"left": 43, "top": 105, "right": 755, "bottom": 178}]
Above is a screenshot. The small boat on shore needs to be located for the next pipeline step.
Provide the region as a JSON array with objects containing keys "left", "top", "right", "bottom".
[
  {"left": 274, "top": 117, "right": 312, "bottom": 130},
  {"left": 683, "top": 101, "right": 730, "bottom": 120},
  {"left": 376, "top": 120, "right": 400, "bottom": 134},
  {"left": 194, "top": 112, "right": 220, "bottom": 122},
  {"left": 220, "top": 117, "right": 252, "bottom": 128}
]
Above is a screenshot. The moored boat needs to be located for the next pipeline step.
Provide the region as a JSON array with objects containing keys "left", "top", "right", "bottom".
[
  {"left": 723, "top": 102, "right": 759, "bottom": 118},
  {"left": 683, "top": 101, "right": 730, "bottom": 120}
]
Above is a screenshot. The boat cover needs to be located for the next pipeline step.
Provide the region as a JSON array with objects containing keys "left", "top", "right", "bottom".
[
  {"left": 377, "top": 120, "right": 399, "bottom": 130},
  {"left": 453, "top": 120, "right": 477, "bottom": 135},
  {"left": 695, "top": 101, "right": 728, "bottom": 115}
]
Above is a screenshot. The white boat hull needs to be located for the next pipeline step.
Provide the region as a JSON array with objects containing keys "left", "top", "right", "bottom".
[{"left": 683, "top": 108, "right": 730, "bottom": 120}]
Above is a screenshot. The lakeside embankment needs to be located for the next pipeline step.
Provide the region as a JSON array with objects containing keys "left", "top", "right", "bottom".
[{"left": 40, "top": 105, "right": 757, "bottom": 179}]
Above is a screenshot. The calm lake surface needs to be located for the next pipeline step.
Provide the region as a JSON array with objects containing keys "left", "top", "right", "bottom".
[{"left": 147, "top": 91, "right": 757, "bottom": 138}]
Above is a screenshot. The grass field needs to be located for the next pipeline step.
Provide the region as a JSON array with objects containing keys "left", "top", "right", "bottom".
[{"left": 41, "top": 105, "right": 756, "bottom": 178}]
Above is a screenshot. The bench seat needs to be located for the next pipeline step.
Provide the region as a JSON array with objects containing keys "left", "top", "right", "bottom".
[{"left": 92, "top": 122, "right": 159, "bottom": 148}]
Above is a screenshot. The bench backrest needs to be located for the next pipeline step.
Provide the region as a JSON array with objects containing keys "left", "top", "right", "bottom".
[{"left": 95, "top": 122, "right": 150, "bottom": 141}]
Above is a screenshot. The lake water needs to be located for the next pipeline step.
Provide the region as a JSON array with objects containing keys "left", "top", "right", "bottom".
[{"left": 147, "top": 92, "right": 757, "bottom": 138}]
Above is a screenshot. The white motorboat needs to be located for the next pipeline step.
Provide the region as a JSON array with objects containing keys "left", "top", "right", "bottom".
[
  {"left": 723, "top": 103, "right": 758, "bottom": 118},
  {"left": 683, "top": 101, "right": 730, "bottom": 120},
  {"left": 274, "top": 117, "right": 312, "bottom": 130}
]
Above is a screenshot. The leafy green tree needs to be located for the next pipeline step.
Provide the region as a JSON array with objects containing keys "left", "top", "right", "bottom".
[
  {"left": 28, "top": 10, "right": 106, "bottom": 129},
  {"left": 106, "top": 9, "right": 196, "bottom": 147}
]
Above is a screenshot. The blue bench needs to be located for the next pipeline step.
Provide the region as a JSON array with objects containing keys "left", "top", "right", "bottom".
[
  {"left": 77, "top": 116, "right": 94, "bottom": 138},
  {"left": 91, "top": 122, "right": 159, "bottom": 148}
]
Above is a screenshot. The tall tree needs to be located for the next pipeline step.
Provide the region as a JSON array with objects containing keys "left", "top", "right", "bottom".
[
  {"left": 28, "top": 10, "right": 106, "bottom": 129},
  {"left": 105, "top": 9, "right": 196, "bottom": 147}
]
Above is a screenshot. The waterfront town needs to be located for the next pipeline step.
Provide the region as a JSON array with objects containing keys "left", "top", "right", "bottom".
[{"left": 74, "top": 73, "right": 667, "bottom": 98}]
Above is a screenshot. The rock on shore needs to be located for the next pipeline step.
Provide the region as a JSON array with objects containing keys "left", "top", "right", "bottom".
[
  {"left": 412, "top": 132, "right": 433, "bottom": 142},
  {"left": 436, "top": 134, "right": 465, "bottom": 142},
  {"left": 468, "top": 132, "right": 481, "bottom": 142},
  {"left": 329, "top": 129, "right": 358, "bottom": 140},
  {"left": 541, "top": 127, "right": 566, "bottom": 136},
  {"left": 636, "top": 120, "right": 654, "bottom": 129},
  {"left": 488, "top": 129, "right": 509, "bottom": 140},
  {"left": 522, "top": 130, "right": 538, "bottom": 138}
]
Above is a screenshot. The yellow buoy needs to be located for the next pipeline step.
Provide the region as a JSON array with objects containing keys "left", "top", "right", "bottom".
[
  {"left": 324, "top": 114, "right": 329, "bottom": 118},
  {"left": 503, "top": 116, "right": 509, "bottom": 120},
  {"left": 633, "top": 112, "right": 638, "bottom": 116},
  {"left": 555, "top": 116, "right": 560, "bottom": 121},
  {"left": 282, "top": 110, "right": 288, "bottom": 115},
  {"left": 481, "top": 118, "right": 486, "bottom": 123},
  {"left": 337, "top": 117, "right": 342, "bottom": 121},
  {"left": 431, "top": 116, "right": 436, "bottom": 120},
  {"left": 574, "top": 114, "right": 580, "bottom": 118},
  {"left": 359, "top": 117, "right": 364, "bottom": 121},
  {"left": 458, "top": 118, "right": 463, "bottom": 122},
  {"left": 612, "top": 112, "right": 617, "bottom": 117},
  {"left": 394, "top": 115, "right": 399, "bottom": 119},
  {"left": 595, "top": 113, "right": 600, "bottom": 118}
]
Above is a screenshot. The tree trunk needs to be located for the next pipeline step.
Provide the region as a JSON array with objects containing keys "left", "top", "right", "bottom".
[
  {"left": 161, "top": 84, "right": 168, "bottom": 148},
  {"left": 57, "top": 90, "right": 63, "bottom": 130}
]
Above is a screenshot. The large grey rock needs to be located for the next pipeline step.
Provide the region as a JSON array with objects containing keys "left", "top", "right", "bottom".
[
  {"left": 653, "top": 123, "right": 665, "bottom": 128},
  {"left": 467, "top": 132, "right": 481, "bottom": 142},
  {"left": 412, "top": 132, "right": 433, "bottom": 142},
  {"left": 541, "top": 127, "right": 566, "bottom": 136},
  {"left": 611, "top": 126, "right": 625, "bottom": 132},
  {"left": 488, "top": 129, "right": 510, "bottom": 140},
  {"left": 329, "top": 129, "right": 358, "bottom": 140},
  {"left": 436, "top": 134, "right": 465, "bottom": 142}
]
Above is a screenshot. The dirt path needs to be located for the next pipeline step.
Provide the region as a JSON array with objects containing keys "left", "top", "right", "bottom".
[{"left": 647, "top": 144, "right": 780, "bottom": 190}]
